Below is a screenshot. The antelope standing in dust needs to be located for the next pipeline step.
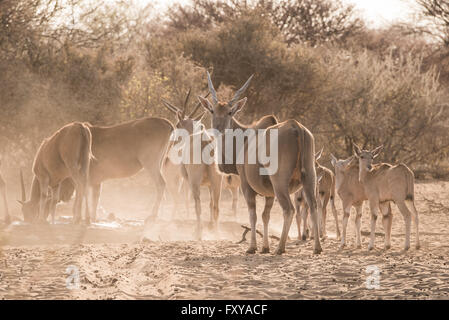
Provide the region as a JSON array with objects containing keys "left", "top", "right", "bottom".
[
  {"left": 330, "top": 153, "right": 393, "bottom": 249},
  {"left": 162, "top": 89, "right": 224, "bottom": 239},
  {"left": 19, "top": 122, "right": 93, "bottom": 224},
  {"left": 295, "top": 148, "right": 340, "bottom": 240},
  {"left": 198, "top": 72, "right": 322, "bottom": 255},
  {"left": 0, "top": 162, "right": 11, "bottom": 224},
  {"left": 83, "top": 116, "right": 174, "bottom": 223},
  {"left": 353, "top": 144, "right": 420, "bottom": 251}
]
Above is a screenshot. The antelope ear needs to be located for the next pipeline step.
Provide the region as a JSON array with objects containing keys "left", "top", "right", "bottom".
[
  {"left": 17, "top": 200, "right": 24, "bottom": 205},
  {"left": 330, "top": 153, "right": 337, "bottom": 167},
  {"left": 230, "top": 97, "right": 247, "bottom": 116},
  {"left": 353, "top": 143, "right": 362, "bottom": 158},
  {"left": 197, "top": 96, "right": 213, "bottom": 113},
  {"left": 372, "top": 145, "right": 383, "bottom": 158},
  {"left": 315, "top": 147, "right": 323, "bottom": 161}
]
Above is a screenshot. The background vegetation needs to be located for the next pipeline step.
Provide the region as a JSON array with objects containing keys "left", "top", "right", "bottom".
[{"left": 1, "top": 0, "right": 449, "bottom": 178}]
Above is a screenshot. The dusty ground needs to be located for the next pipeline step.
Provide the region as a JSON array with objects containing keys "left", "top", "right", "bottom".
[{"left": 0, "top": 180, "right": 448, "bottom": 300}]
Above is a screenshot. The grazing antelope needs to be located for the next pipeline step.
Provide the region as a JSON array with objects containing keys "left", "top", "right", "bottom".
[
  {"left": 19, "top": 173, "right": 75, "bottom": 223},
  {"left": 223, "top": 174, "right": 240, "bottom": 217},
  {"left": 198, "top": 72, "right": 322, "bottom": 255},
  {"left": 19, "top": 122, "right": 93, "bottom": 224},
  {"left": 0, "top": 163, "right": 11, "bottom": 224},
  {"left": 295, "top": 148, "right": 340, "bottom": 240},
  {"left": 162, "top": 90, "right": 224, "bottom": 239},
  {"left": 353, "top": 144, "right": 420, "bottom": 251}
]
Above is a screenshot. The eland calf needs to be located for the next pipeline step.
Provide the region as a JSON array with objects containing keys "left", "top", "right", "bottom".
[
  {"left": 162, "top": 90, "right": 224, "bottom": 238},
  {"left": 353, "top": 144, "right": 420, "bottom": 251},
  {"left": 295, "top": 148, "right": 340, "bottom": 240}
]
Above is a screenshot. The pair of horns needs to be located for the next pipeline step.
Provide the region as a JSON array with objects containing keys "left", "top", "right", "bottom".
[
  {"left": 206, "top": 71, "right": 253, "bottom": 106},
  {"left": 162, "top": 90, "right": 210, "bottom": 119}
]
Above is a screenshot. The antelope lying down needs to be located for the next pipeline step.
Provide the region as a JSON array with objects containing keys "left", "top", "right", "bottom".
[
  {"left": 295, "top": 148, "right": 340, "bottom": 240},
  {"left": 353, "top": 144, "right": 420, "bottom": 251},
  {"left": 198, "top": 72, "right": 322, "bottom": 254},
  {"left": 20, "top": 122, "right": 93, "bottom": 224}
]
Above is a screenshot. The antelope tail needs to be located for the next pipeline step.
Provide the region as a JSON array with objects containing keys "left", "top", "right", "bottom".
[{"left": 405, "top": 168, "right": 415, "bottom": 202}]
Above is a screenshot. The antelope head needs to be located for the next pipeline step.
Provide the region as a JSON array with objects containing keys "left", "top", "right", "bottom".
[
  {"left": 18, "top": 169, "right": 36, "bottom": 222},
  {"left": 197, "top": 71, "right": 253, "bottom": 134},
  {"left": 162, "top": 88, "right": 207, "bottom": 134},
  {"left": 330, "top": 154, "right": 355, "bottom": 190},
  {"left": 353, "top": 143, "right": 383, "bottom": 171}
]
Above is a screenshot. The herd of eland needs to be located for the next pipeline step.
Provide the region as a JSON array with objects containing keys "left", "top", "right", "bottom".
[{"left": 0, "top": 72, "right": 421, "bottom": 254}]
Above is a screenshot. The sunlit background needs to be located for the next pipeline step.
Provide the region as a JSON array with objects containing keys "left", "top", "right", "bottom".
[{"left": 137, "top": 0, "right": 418, "bottom": 27}]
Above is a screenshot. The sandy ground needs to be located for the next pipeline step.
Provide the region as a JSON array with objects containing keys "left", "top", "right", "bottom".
[{"left": 0, "top": 180, "right": 448, "bottom": 300}]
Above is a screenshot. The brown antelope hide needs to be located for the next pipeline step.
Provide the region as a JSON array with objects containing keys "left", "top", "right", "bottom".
[
  {"left": 83, "top": 117, "right": 174, "bottom": 224},
  {"left": 353, "top": 144, "right": 420, "bottom": 251},
  {"left": 198, "top": 71, "right": 322, "bottom": 255},
  {"left": 162, "top": 89, "right": 224, "bottom": 239},
  {"left": 20, "top": 122, "right": 93, "bottom": 224},
  {"left": 295, "top": 148, "right": 340, "bottom": 240}
]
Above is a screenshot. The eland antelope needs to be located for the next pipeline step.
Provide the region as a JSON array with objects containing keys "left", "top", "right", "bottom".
[
  {"left": 162, "top": 90, "right": 224, "bottom": 239},
  {"left": 198, "top": 72, "right": 322, "bottom": 255},
  {"left": 85, "top": 117, "right": 174, "bottom": 223},
  {"left": 20, "top": 122, "right": 93, "bottom": 224},
  {"left": 295, "top": 148, "right": 340, "bottom": 241},
  {"left": 353, "top": 144, "right": 420, "bottom": 251}
]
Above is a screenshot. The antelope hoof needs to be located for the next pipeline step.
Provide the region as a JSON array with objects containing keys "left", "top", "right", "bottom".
[
  {"left": 404, "top": 245, "right": 410, "bottom": 251},
  {"left": 339, "top": 243, "right": 346, "bottom": 250},
  {"left": 301, "top": 234, "right": 307, "bottom": 241},
  {"left": 368, "top": 245, "right": 374, "bottom": 251},
  {"left": 356, "top": 244, "right": 362, "bottom": 249},
  {"left": 416, "top": 243, "right": 421, "bottom": 250},
  {"left": 384, "top": 244, "right": 391, "bottom": 250},
  {"left": 274, "top": 248, "right": 285, "bottom": 255},
  {"left": 246, "top": 247, "right": 257, "bottom": 254},
  {"left": 313, "top": 246, "right": 322, "bottom": 254},
  {"left": 260, "top": 247, "right": 270, "bottom": 254}
]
